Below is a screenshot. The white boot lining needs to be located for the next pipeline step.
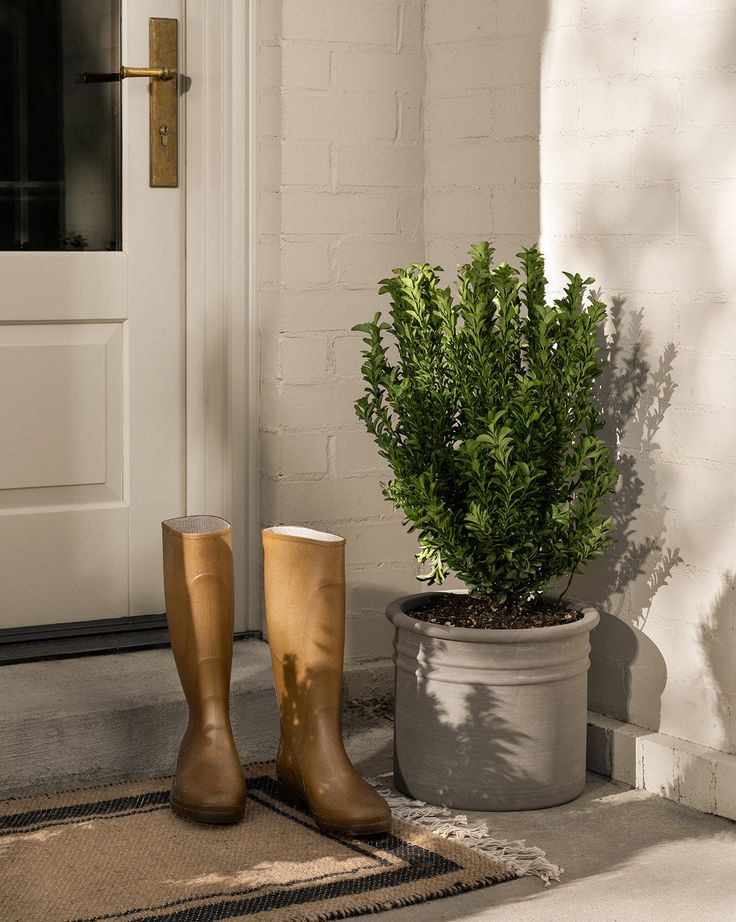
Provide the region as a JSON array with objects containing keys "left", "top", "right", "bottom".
[
  {"left": 265, "top": 525, "right": 343, "bottom": 542},
  {"left": 163, "top": 515, "right": 231, "bottom": 534}
]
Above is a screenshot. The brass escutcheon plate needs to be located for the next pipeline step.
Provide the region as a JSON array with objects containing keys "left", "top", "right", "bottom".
[{"left": 149, "top": 18, "right": 178, "bottom": 188}]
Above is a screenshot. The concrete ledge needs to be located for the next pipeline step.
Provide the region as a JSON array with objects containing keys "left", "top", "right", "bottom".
[
  {"left": 0, "top": 638, "right": 280, "bottom": 798},
  {"left": 587, "top": 710, "right": 736, "bottom": 821}
]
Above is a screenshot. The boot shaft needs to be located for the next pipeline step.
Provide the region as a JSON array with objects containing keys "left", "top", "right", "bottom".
[
  {"left": 163, "top": 515, "right": 235, "bottom": 709},
  {"left": 262, "top": 526, "right": 345, "bottom": 723}
]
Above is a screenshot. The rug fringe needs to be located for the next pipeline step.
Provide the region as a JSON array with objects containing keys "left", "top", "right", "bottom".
[{"left": 370, "top": 782, "right": 563, "bottom": 886}]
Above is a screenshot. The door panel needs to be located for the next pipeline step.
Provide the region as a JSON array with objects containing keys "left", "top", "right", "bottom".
[
  {"left": 0, "top": 507, "right": 129, "bottom": 626},
  {"left": 0, "top": 324, "right": 123, "bottom": 491},
  {"left": 0, "top": 0, "right": 185, "bottom": 629},
  {"left": 0, "top": 253, "right": 127, "bottom": 321}
]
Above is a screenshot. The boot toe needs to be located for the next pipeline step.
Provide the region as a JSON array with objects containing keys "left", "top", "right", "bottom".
[
  {"left": 171, "top": 795, "right": 245, "bottom": 824},
  {"left": 315, "top": 804, "right": 391, "bottom": 837},
  {"left": 171, "top": 746, "right": 246, "bottom": 824},
  {"left": 310, "top": 783, "right": 392, "bottom": 836},
  {"left": 171, "top": 776, "right": 246, "bottom": 824}
]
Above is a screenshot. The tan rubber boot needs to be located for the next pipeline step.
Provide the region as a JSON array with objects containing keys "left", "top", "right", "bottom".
[
  {"left": 262, "top": 525, "right": 391, "bottom": 836},
  {"left": 162, "top": 515, "right": 246, "bottom": 824}
]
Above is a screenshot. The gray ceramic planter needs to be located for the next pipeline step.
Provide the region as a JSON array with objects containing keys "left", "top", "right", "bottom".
[{"left": 386, "top": 591, "right": 599, "bottom": 811}]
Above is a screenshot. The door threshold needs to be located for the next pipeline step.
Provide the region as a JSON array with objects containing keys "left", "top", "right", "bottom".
[{"left": 0, "top": 615, "right": 260, "bottom": 666}]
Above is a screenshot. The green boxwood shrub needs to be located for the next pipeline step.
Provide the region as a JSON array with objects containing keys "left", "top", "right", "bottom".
[{"left": 353, "top": 242, "right": 618, "bottom": 604}]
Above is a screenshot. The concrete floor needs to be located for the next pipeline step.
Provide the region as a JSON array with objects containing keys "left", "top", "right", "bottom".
[{"left": 344, "top": 705, "right": 736, "bottom": 922}]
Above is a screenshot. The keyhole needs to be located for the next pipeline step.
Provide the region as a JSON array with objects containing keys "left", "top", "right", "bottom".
[{"left": 159, "top": 124, "right": 169, "bottom": 146}]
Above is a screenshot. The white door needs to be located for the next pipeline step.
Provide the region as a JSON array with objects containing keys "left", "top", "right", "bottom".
[{"left": 0, "top": 0, "right": 185, "bottom": 629}]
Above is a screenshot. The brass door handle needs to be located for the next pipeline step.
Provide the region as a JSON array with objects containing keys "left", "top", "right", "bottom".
[
  {"left": 76, "top": 66, "right": 175, "bottom": 83},
  {"left": 120, "top": 65, "right": 176, "bottom": 80},
  {"left": 75, "top": 19, "right": 178, "bottom": 188}
]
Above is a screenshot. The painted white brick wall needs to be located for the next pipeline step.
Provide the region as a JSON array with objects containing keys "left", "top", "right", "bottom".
[
  {"left": 424, "top": 0, "right": 542, "bottom": 272},
  {"left": 534, "top": 1, "right": 736, "bottom": 761},
  {"left": 258, "top": 0, "right": 426, "bottom": 664}
]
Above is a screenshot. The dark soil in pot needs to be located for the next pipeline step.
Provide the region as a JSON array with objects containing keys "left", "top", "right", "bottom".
[{"left": 411, "top": 593, "right": 585, "bottom": 630}]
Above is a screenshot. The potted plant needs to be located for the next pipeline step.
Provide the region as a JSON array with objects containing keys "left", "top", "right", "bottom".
[{"left": 353, "top": 243, "right": 618, "bottom": 810}]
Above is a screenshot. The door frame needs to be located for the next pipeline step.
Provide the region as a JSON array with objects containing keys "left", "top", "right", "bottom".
[{"left": 185, "top": 0, "right": 259, "bottom": 633}]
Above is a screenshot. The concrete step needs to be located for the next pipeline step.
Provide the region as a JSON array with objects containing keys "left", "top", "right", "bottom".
[{"left": 0, "top": 638, "right": 281, "bottom": 798}]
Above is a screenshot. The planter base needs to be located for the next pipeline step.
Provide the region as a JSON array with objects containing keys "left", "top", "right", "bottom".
[
  {"left": 393, "top": 753, "right": 587, "bottom": 812},
  {"left": 388, "top": 592, "right": 599, "bottom": 812}
]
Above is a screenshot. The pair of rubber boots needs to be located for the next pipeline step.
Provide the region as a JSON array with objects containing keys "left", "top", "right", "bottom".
[{"left": 162, "top": 517, "right": 390, "bottom": 836}]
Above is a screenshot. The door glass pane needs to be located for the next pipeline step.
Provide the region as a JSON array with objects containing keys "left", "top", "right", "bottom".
[{"left": 0, "top": 1, "right": 121, "bottom": 251}]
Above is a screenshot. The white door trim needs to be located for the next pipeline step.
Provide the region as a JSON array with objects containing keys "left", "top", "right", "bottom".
[{"left": 184, "top": 0, "right": 259, "bottom": 633}]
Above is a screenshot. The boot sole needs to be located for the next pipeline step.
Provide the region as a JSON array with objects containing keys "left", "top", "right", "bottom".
[
  {"left": 278, "top": 780, "right": 391, "bottom": 837},
  {"left": 317, "top": 817, "right": 392, "bottom": 837},
  {"left": 170, "top": 797, "right": 245, "bottom": 825}
]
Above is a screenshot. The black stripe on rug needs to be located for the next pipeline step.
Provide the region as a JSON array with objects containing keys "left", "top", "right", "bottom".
[
  {"left": 122, "top": 846, "right": 465, "bottom": 922},
  {"left": 0, "top": 790, "right": 171, "bottom": 835}
]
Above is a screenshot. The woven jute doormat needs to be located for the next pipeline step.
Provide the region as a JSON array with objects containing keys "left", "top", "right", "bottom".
[{"left": 0, "top": 761, "right": 520, "bottom": 922}]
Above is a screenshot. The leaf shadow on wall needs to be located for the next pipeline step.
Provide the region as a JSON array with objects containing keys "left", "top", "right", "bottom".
[
  {"left": 569, "top": 296, "right": 681, "bottom": 731},
  {"left": 698, "top": 573, "right": 736, "bottom": 755},
  {"left": 661, "top": 572, "right": 736, "bottom": 810}
]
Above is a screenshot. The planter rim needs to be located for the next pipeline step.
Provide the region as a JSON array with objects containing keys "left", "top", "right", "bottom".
[{"left": 386, "top": 590, "right": 600, "bottom": 643}]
